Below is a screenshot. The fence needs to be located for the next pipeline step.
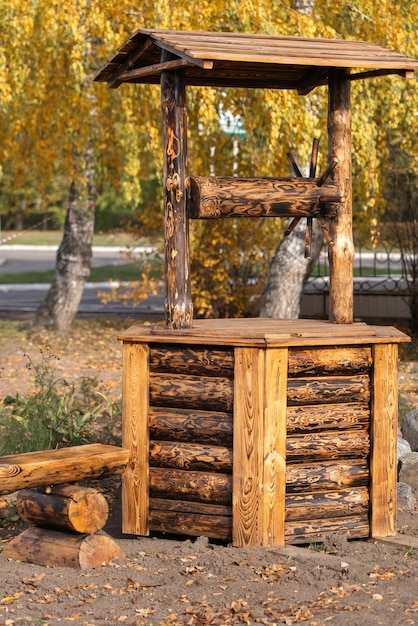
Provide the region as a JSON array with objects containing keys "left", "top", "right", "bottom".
[{"left": 301, "top": 247, "right": 413, "bottom": 322}]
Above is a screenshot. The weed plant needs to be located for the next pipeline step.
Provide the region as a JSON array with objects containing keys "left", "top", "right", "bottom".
[{"left": 0, "top": 348, "right": 120, "bottom": 455}]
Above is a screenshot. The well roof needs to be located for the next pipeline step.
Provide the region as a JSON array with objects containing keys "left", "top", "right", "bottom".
[{"left": 94, "top": 29, "right": 418, "bottom": 93}]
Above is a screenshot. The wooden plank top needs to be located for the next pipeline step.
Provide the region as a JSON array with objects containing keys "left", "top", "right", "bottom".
[
  {"left": 118, "top": 318, "right": 410, "bottom": 348},
  {"left": 95, "top": 29, "right": 418, "bottom": 92}
]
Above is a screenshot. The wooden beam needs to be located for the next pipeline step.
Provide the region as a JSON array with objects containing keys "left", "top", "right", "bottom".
[
  {"left": 370, "top": 343, "right": 398, "bottom": 538},
  {"left": 122, "top": 342, "right": 149, "bottom": 535},
  {"left": 107, "top": 38, "right": 154, "bottom": 88},
  {"left": 161, "top": 51, "right": 193, "bottom": 328},
  {"left": 116, "top": 58, "right": 211, "bottom": 85},
  {"left": 327, "top": 68, "right": 354, "bottom": 324},
  {"left": 349, "top": 68, "right": 414, "bottom": 82},
  {"left": 233, "top": 347, "right": 265, "bottom": 546},
  {"left": 263, "top": 348, "right": 287, "bottom": 546}
]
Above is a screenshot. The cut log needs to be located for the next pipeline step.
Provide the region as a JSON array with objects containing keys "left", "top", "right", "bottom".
[
  {"left": 150, "top": 345, "right": 234, "bottom": 377},
  {"left": 285, "top": 515, "right": 369, "bottom": 544},
  {"left": 149, "top": 407, "right": 233, "bottom": 446},
  {"left": 188, "top": 176, "right": 341, "bottom": 219},
  {"left": 2, "top": 527, "right": 124, "bottom": 569},
  {"left": 150, "top": 373, "right": 233, "bottom": 411},
  {"left": 287, "top": 402, "right": 369, "bottom": 433},
  {"left": 286, "top": 460, "right": 369, "bottom": 493},
  {"left": 286, "top": 429, "right": 370, "bottom": 462},
  {"left": 149, "top": 440, "right": 232, "bottom": 473},
  {"left": 288, "top": 346, "right": 372, "bottom": 377},
  {"left": 287, "top": 374, "right": 370, "bottom": 406},
  {"left": 0, "top": 444, "right": 129, "bottom": 496},
  {"left": 285, "top": 487, "right": 369, "bottom": 521},
  {"left": 150, "top": 467, "right": 232, "bottom": 505},
  {"left": 17, "top": 485, "right": 109, "bottom": 534}
]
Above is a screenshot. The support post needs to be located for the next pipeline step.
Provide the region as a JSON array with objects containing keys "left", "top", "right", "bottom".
[
  {"left": 370, "top": 343, "right": 398, "bottom": 537},
  {"left": 122, "top": 342, "right": 149, "bottom": 535},
  {"left": 328, "top": 68, "right": 354, "bottom": 323},
  {"left": 161, "top": 51, "right": 193, "bottom": 328}
]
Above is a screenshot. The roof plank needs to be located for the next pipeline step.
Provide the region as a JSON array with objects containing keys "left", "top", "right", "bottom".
[{"left": 94, "top": 29, "right": 418, "bottom": 90}]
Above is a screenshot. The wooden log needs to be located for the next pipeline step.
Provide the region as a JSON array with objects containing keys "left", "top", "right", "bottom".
[
  {"left": 287, "top": 374, "right": 370, "bottom": 406},
  {"left": 149, "top": 407, "right": 233, "bottom": 446},
  {"left": 287, "top": 402, "right": 369, "bottom": 433},
  {"left": 285, "top": 487, "right": 369, "bottom": 521},
  {"left": 150, "top": 467, "right": 232, "bottom": 505},
  {"left": 149, "top": 345, "right": 234, "bottom": 377},
  {"left": 150, "top": 373, "right": 233, "bottom": 412},
  {"left": 0, "top": 444, "right": 129, "bottom": 496},
  {"left": 149, "top": 497, "right": 231, "bottom": 517},
  {"left": 328, "top": 68, "right": 354, "bottom": 324},
  {"left": 122, "top": 343, "right": 149, "bottom": 536},
  {"left": 285, "top": 515, "right": 369, "bottom": 544},
  {"left": 288, "top": 346, "right": 372, "bottom": 377},
  {"left": 149, "top": 508, "right": 231, "bottom": 540},
  {"left": 287, "top": 430, "right": 369, "bottom": 462},
  {"left": 161, "top": 51, "right": 193, "bottom": 328},
  {"left": 187, "top": 176, "right": 341, "bottom": 219},
  {"left": 370, "top": 343, "right": 398, "bottom": 538},
  {"left": 17, "top": 485, "right": 109, "bottom": 534},
  {"left": 286, "top": 460, "right": 369, "bottom": 493},
  {"left": 2, "top": 527, "right": 124, "bottom": 569},
  {"left": 149, "top": 440, "right": 232, "bottom": 473}
]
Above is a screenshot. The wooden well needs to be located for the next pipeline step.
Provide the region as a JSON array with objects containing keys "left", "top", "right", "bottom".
[{"left": 95, "top": 30, "right": 417, "bottom": 546}]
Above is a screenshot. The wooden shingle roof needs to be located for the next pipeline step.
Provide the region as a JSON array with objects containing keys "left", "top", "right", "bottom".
[{"left": 94, "top": 29, "right": 418, "bottom": 93}]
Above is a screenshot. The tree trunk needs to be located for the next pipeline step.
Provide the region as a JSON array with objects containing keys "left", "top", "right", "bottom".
[
  {"left": 260, "top": 219, "right": 323, "bottom": 318},
  {"left": 261, "top": 0, "right": 318, "bottom": 319},
  {"left": 33, "top": 146, "right": 96, "bottom": 331}
]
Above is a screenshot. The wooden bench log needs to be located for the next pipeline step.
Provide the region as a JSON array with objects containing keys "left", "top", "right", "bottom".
[
  {"left": 187, "top": 176, "right": 341, "bottom": 219},
  {"left": 17, "top": 484, "right": 109, "bottom": 534},
  {"left": 2, "top": 527, "right": 124, "bottom": 569},
  {"left": 0, "top": 444, "right": 130, "bottom": 496}
]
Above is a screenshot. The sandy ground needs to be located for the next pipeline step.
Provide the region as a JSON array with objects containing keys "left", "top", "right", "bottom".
[{"left": 1, "top": 497, "right": 418, "bottom": 625}]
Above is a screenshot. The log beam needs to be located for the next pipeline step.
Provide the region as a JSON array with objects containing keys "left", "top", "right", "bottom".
[
  {"left": 161, "top": 52, "right": 193, "bottom": 329},
  {"left": 328, "top": 68, "right": 354, "bottom": 323}
]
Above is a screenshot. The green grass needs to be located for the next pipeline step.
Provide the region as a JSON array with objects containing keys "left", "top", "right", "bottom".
[
  {"left": 0, "top": 230, "right": 157, "bottom": 247},
  {"left": 0, "top": 258, "right": 164, "bottom": 284}
]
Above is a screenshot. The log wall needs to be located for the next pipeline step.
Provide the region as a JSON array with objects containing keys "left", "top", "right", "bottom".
[
  {"left": 122, "top": 341, "right": 373, "bottom": 544},
  {"left": 119, "top": 320, "right": 407, "bottom": 546}
]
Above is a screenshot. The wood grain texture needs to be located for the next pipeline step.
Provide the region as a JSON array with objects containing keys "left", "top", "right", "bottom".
[
  {"left": 288, "top": 346, "right": 372, "bottom": 376},
  {"left": 287, "top": 430, "right": 369, "bottom": 462},
  {"left": 150, "top": 467, "right": 232, "bottom": 505},
  {"left": 286, "top": 460, "right": 369, "bottom": 493},
  {"left": 233, "top": 347, "right": 264, "bottom": 546},
  {"left": 263, "top": 348, "right": 287, "bottom": 546},
  {"left": 17, "top": 485, "right": 109, "bottom": 534},
  {"left": 149, "top": 407, "right": 233, "bottom": 446},
  {"left": 149, "top": 440, "right": 232, "bottom": 473},
  {"left": 0, "top": 444, "right": 129, "bottom": 496},
  {"left": 2, "top": 527, "right": 124, "bottom": 569},
  {"left": 150, "top": 373, "right": 233, "bottom": 411},
  {"left": 122, "top": 343, "right": 149, "bottom": 535},
  {"left": 370, "top": 343, "right": 398, "bottom": 537},
  {"left": 149, "top": 509, "right": 231, "bottom": 540},
  {"left": 287, "top": 402, "right": 369, "bottom": 433},
  {"left": 150, "top": 345, "right": 234, "bottom": 377},
  {"left": 285, "top": 515, "right": 369, "bottom": 544},
  {"left": 188, "top": 176, "right": 340, "bottom": 219},
  {"left": 287, "top": 374, "right": 370, "bottom": 406},
  {"left": 328, "top": 68, "right": 354, "bottom": 323},
  {"left": 285, "top": 486, "right": 369, "bottom": 521},
  {"left": 161, "top": 53, "right": 193, "bottom": 328}
]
